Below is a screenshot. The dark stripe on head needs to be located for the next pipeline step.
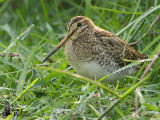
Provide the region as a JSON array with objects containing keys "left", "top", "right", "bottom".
[{"left": 67, "top": 16, "right": 87, "bottom": 32}]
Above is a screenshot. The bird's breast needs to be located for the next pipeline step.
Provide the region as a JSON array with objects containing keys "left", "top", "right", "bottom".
[{"left": 64, "top": 37, "right": 137, "bottom": 82}]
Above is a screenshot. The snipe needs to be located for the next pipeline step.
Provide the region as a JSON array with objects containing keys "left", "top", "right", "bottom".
[{"left": 43, "top": 16, "right": 148, "bottom": 82}]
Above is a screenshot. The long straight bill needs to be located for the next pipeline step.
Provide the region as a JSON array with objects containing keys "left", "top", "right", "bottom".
[{"left": 42, "top": 36, "right": 69, "bottom": 62}]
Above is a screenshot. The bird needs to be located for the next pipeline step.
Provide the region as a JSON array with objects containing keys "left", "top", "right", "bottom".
[{"left": 42, "top": 16, "right": 148, "bottom": 83}]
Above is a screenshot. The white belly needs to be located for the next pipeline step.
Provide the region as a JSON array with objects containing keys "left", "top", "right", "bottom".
[{"left": 71, "top": 61, "right": 122, "bottom": 82}]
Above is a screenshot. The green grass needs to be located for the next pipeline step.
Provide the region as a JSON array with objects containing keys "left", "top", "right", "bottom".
[{"left": 0, "top": 0, "right": 160, "bottom": 119}]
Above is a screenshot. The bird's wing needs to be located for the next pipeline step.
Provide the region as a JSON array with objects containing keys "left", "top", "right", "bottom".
[{"left": 94, "top": 29, "right": 148, "bottom": 67}]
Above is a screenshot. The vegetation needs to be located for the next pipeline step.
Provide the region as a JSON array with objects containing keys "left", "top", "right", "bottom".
[{"left": 0, "top": 0, "right": 160, "bottom": 119}]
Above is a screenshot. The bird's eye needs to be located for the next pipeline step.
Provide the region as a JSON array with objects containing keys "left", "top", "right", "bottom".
[{"left": 77, "top": 22, "right": 82, "bottom": 27}]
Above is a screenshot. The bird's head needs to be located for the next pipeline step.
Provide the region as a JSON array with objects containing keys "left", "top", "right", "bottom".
[{"left": 42, "top": 16, "right": 95, "bottom": 62}]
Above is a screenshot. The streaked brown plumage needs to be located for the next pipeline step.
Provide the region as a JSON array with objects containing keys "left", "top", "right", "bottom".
[{"left": 43, "top": 16, "right": 148, "bottom": 82}]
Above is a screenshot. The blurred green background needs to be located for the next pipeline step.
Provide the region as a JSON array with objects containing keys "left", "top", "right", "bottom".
[{"left": 1, "top": 0, "right": 159, "bottom": 52}]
